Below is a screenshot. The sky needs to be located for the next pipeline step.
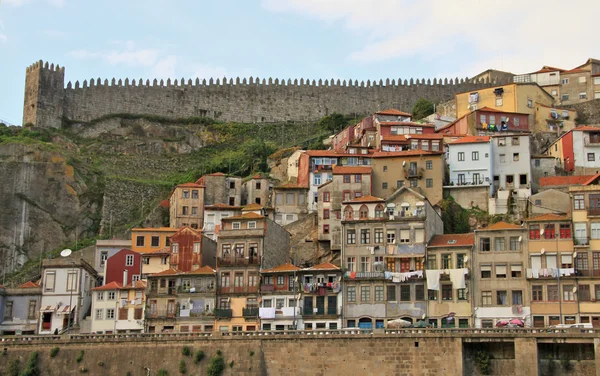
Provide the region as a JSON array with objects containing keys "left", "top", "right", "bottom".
[{"left": 0, "top": 0, "right": 599, "bottom": 125}]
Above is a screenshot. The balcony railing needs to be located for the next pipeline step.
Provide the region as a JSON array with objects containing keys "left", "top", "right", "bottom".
[
  {"left": 344, "top": 271, "right": 386, "bottom": 280},
  {"left": 242, "top": 308, "right": 259, "bottom": 317},
  {"left": 574, "top": 237, "right": 590, "bottom": 246},
  {"left": 404, "top": 167, "right": 424, "bottom": 179},
  {"left": 217, "top": 257, "right": 259, "bottom": 266},
  {"left": 302, "top": 307, "right": 339, "bottom": 317},
  {"left": 261, "top": 284, "right": 275, "bottom": 292},
  {"left": 575, "top": 269, "right": 600, "bottom": 277},
  {"left": 214, "top": 309, "right": 232, "bottom": 318},
  {"left": 587, "top": 208, "right": 600, "bottom": 217}
]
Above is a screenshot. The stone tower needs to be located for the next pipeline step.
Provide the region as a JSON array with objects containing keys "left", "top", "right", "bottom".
[{"left": 23, "top": 60, "right": 65, "bottom": 128}]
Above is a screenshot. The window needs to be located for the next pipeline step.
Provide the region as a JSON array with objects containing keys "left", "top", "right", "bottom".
[
  {"left": 322, "top": 191, "right": 330, "bottom": 203},
  {"left": 182, "top": 206, "right": 189, "bottom": 215},
  {"left": 426, "top": 160, "right": 432, "bottom": 170},
  {"left": 496, "top": 290, "right": 507, "bottom": 305},
  {"left": 495, "top": 97, "right": 503, "bottom": 106},
  {"left": 387, "top": 231, "right": 396, "bottom": 244},
  {"left": 479, "top": 237, "right": 490, "bottom": 251},
  {"left": 355, "top": 174, "right": 362, "bottom": 183},
  {"left": 580, "top": 92, "right": 588, "bottom": 99},
  {"left": 232, "top": 222, "right": 241, "bottom": 230},
  {"left": 563, "top": 285, "right": 575, "bottom": 301},
  {"left": 495, "top": 264, "right": 507, "bottom": 278},
  {"left": 529, "top": 225, "right": 540, "bottom": 240},
  {"left": 481, "top": 291, "right": 492, "bottom": 306},
  {"left": 374, "top": 228, "right": 384, "bottom": 243},
  {"left": 374, "top": 286, "right": 384, "bottom": 301},
  {"left": 480, "top": 264, "right": 491, "bottom": 279},
  {"left": 347, "top": 229, "right": 356, "bottom": 244},
  {"left": 410, "top": 179, "right": 418, "bottom": 188},
  {"left": 574, "top": 195, "right": 584, "bottom": 210},
  {"left": 509, "top": 237, "right": 519, "bottom": 251},
  {"left": 95, "top": 309, "right": 103, "bottom": 320},
  {"left": 44, "top": 271, "right": 56, "bottom": 292},
  {"left": 400, "top": 285, "right": 411, "bottom": 301},
  {"left": 441, "top": 254, "right": 452, "bottom": 269},
  {"left": 126, "top": 254, "right": 134, "bottom": 266},
  {"left": 426, "top": 178, "right": 433, "bottom": 188},
  {"left": 510, "top": 137, "right": 520, "bottom": 146},
  {"left": 456, "top": 254, "right": 465, "bottom": 268},
  {"left": 472, "top": 151, "right": 479, "bottom": 161},
  {"left": 562, "top": 94, "right": 569, "bottom": 101},
  {"left": 343, "top": 174, "right": 351, "bottom": 184},
  {"left": 532, "top": 286, "right": 543, "bottom": 301},
  {"left": 360, "top": 256, "right": 370, "bottom": 272},
  {"left": 386, "top": 285, "right": 396, "bottom": 301},
  {"left": 511, "top": 264, "right": 522, "bottom": 278},
  {"left": 346, "top": 257, "right": 356, "bottom": 272},
  {"left": 322, "top": 224, "right": 330, "bottom": 234},
  {"left": 547, "top": 285, "right": 558, "bottom": 301},
  {"left": 560, "top": 224, "right": 571, "bottom": 239},
  {"left": 136, "top": 236, "right": 145, "bottom": 247},
  {"left": 191, "top": 206, "right": 198, "bottom": 215},
  {"left": 359, "top": 205, "right": 368, "bottom": 219},
  {"left": 513, "top": 153, "right": 519, "bottom": 161},
  {"left": 172, "top": 243, "right": 179, "bottom": 254},
  {"left": 512, "top": 290, "right": 523, "bottom": 305},
  {"left": 375, "top": 205, "right": 385, "bottom": 219},
  {"left": 382, "top": 182, "right": 388, "bottom": 189},
  {"left": 458, "top": 152, "right": 465, "bottom": 161},
  {"left": 442, "top": 285, "right": 452, "bottom": 301},
  {"left": 66, "top": 271, "right": 77, "bottom": 292},
  {"left": 589, "top": 153, "right": 596, "bottom": 162},
  {"left": 494, "top": 237, "right": 505, "bottom": 251},
  {"left": 360, "top": 286, "right": 370, "bottom": 302},
  {"left": 247, "top": 221, "right": 257, "bottom": 229},
  {"left": 360, "top": 229, "right": 370, "bottom": 244},
  {"left": 499, "top": 154, "right": 506, "bottom": 163},
  {"left": 313, "top": 175, "right": 321, "bottom": 185},
  {"left": 106, "top": 308, "right": 115, "bottom": 319},
  {"left": 322, "top": 209, "right": 330, "bottom": 220},
  {"left": 579, "top": 285, "right": 591, "bottom": 301}
]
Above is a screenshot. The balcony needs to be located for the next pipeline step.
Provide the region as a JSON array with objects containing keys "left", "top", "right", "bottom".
[
  {"left": 214, "top": 309, "right": 232, "bottom": 319},
  {"left": 574, "top": 237, "right": 590, "bottom": 246},
  {"left": 178, "top": 285, "right": 215, "bottom": 294},
  {"left": 404, "top": 167, "right": 424, "bottom": 180},
  {"left": 587, "top": 208, "right": 600, "bottom": 217},
  {"left": 217, "top": 257, "right": 260, "bottom": 266},
  {"left": 261, "top": 284, "right": 275, "bottom": 292},
  {"left": 584, "top": 136, "right": 600, "bottom": 147},
  {"left": 302, "top": 307, "right": 339, "bottom": 317},
  {"left": 575, "top": 269, "right": 600, "bottom": 277},
  {"left": 344, "top": 271, "right": 386, "bottom": 280},
  {"left": 242, "top": 307, "right": 259, "bottom": 318}
]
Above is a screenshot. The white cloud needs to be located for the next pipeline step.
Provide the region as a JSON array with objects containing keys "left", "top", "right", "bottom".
[
  {"left": 151, "top": 55, "right": 178, "bottom": 79},
  {"left": 262, "top": 0, "right": 600, "bottom": 75}
]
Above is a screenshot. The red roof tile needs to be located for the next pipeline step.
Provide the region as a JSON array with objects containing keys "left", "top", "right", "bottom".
[
  {"left": 573, "top": 125, "right": 600, "bottom": 132},
  {"left": 428, "top": 234, "right": 474, "bottom": 247},
  {"left": 225, "top": 212, "right": 265, "bottom": 220},
  {"left": 530, "top": 66, "right": 565, "bottom": 74},
  {"left": 539, "top": 175, "right": 594, "bottom": 187},
  {"left": 482, "top": 221, "right": 523, "bottom": 231},
  {"left": 18, "top": 281, "right": 40, "bottom": 288},
  {"left": 304, "top": 262, "right": 340, "bottom": 271},
  {"left": 332, "top": 166, "right": 372, "bottom": 175},
  {"left": 176, "top": 182, "right": 204, "bottom": 188},
  {"left": 376, "top": 109, "right": 412, "bottom": 117},
  {"left": 159, "top": 199, "right": 170, "bottom": 208},
  {"left": 122, "top": 280, "right": 147, "bottom": 289},
  {"left": 372, "top": 150, "right": 443, "bottom": 158},
  {"left": 562, "top": 68, "right": 588, "bottom": 74},
  {"left": 149, "top": 268, "right": 180, "bottom": 276},
  {"left": 305, "top": 150, "right": 375, "bottom": 157},
  {"left": 381, "top": 134, "right": 443, "bottom": 143},
  {"left": 448, "top": 136, "right": 491, "bottom": 145},
  {"left": 378, "top": 121, "right": 435, "bottom": 127},
  {"left": 241, "top": 203, "right": 264, "bottom": 211},
  {"left": 183, "top": 265, "right": 215, "bottom": 275},
  {"left": 262, "top": 263, "right": 301, "bottom": 273},
  {"left": 523, "top": 214, "right": 570, "bottom": 222},
  {"left": 91, "top": 281, "right": 123, "bottom": 291},
  {"left": 583, "top": 172, "right": 600, "bottom": 186},
  {"left": 343, "top": 195, "right": 384, "bottom": 204}
]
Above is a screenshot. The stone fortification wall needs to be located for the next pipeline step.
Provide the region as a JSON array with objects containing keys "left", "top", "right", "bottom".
[{"left": 23, "top": 60, "right": 509, "bottom": 128}]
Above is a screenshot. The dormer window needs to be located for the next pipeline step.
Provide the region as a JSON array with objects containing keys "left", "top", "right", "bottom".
[
  {"left": 248, "top": 221, "right": 257, "bottom": 229},
  {"left": 232, "top": 222, "right": 241, "bottom": 230}
]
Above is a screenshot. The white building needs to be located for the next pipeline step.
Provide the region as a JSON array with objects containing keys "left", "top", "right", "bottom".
[
  {"left": 90, "top": 280, "right": 146, "bottom": 334},
  {"left": 259, "top": 263, "right": 303, "bottom": 331},
  {"left": 446, "top": 136, "right": 494, "bottom": 193},
  {"left": 202, "top": 204, "right": 242, "bottom": 240},
  {"left": 38, "top": 258, "right": 97, "bottom": 334},
  {"left": 94, "top": 239, "right": 131, "bottom": 278}
]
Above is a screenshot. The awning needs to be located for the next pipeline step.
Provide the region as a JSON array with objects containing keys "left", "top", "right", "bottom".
[
  {"left": 415, "top": 201, "right": 425, "bottom": 207},
  {"left": 56, "top": 305, "right": 74, "bottom": 315},
  {"left": 39, "top": 306, "right": 56, "bottom": 313},
  {"left": 400, "top": 202, "right": 410, "bottom": 208}
]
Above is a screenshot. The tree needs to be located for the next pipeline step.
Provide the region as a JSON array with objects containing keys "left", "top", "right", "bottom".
[
  {"left": 412, "top": 98, "right": 435, "bottom": 120},
  {"left": 318, "top": 113, "right": 349, "bottom": 134}
]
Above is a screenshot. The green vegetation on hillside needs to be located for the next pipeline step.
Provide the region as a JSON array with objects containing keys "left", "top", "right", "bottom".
[{"left": 412, "top": 98, "right": 435, "bottom": 120}]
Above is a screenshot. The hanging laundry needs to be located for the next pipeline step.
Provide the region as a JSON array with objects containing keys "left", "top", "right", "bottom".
[
  {"left": 532, "top": 269, "right": 539, "bottom": 278},
  {"left": 384, "top": 272, "right": 392, "bottom": 280},
  {"left": 449, "top": 269, "right": 466, "bottom": 289},
  {"left": 426, "top": 269, "right": 440, "bottom": 291},
  {"left": 526, "top": 269, "right": 533, "bottom": 279}
]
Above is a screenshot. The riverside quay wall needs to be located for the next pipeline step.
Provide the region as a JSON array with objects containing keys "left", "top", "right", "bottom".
[{"left": 1, "top": 329, "right": 600, "bottom": 376}]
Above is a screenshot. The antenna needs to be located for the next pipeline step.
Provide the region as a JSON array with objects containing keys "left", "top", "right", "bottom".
[{"left": 60, "top": 249, "right": 72, "bottom": 258}]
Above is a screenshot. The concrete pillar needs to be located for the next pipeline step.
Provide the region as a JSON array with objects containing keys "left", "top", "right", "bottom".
[
  {"left": 514, "top": 338, "right": 538, "bottom": 376},
  {"left": 594, "top": 338, "right": 600, "bottom": 376}
]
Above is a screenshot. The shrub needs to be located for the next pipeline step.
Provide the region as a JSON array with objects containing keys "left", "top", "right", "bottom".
[
  {"left": 79, "top": 367, "right": 88, "bottom": 373},
  {"left": 215, "top": 349, "right": 222, "bottom": 357},
  {"left": 50, "top": 347, "right": 60, "bottom": 358},
  {"left": 157, "top": 369, "right": 168, "bottom": 376},
  {"left": 181, "top": 346, "right": 192, "bottom": 357},
  {"left": 97, "top": 361, "right": 104, "bottom": 367},
  {"left": 194, "top": 350, "right": 205, "bottom": 364},
  {"left": 179, "top": 359, "right": 187, "bottom": 374},
  {"left": 76, "top": 350, "right": 85, "bottom": 363},
  {"left": 8, "top": 359, "right": 20, "bottom": 376},
  {"left": 249, "top": 350, "right": 255, "bottom": 357},
  {"left": 207, "top": 354, "right": 225, "bottom": 376},
  {"left": 126, "top": 372, "right": 132, "bottom": 376},
  {"left": 475, "top": 350, "right": 491, "bottom": 375},
  {"left": 2, "top": 347, "right": 7, "bottom": 356},
  {"left": 20, "top": 351, "right": 39, "bottom": 376},
  {"left": 229, "top": 360, "right": 234, "bottom": 368}
]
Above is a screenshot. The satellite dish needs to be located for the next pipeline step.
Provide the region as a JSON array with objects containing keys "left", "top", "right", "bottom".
[
  {"left": 464, "top": 256, "right": 469, "bottom": 263},
  {"left": 540, "top": 249, "right": 545, "bottom": 255},
  {"left": 402, "top": 161, "right": 406, "bottom": 166},
  {"left": 572, "top": 252, "right": 578, "bottom": 258},
  {"left": 518, "top": 236, "right": 522, "bottom": 242},
  {"left": 421, "top": 314, "right": 426, "bottom": 320},
  {"left": 572, "top": 286, "right": 578, "bottom": 293},
  {"left": 60, "top": 249, "right": 72, "bottom": 258}
]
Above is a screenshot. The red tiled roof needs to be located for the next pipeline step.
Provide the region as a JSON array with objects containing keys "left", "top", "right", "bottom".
[
  {"left": 159, "top": 199, "right": 170, "bottom": 208},
  {"left": 530, "top": 66, "right": 565, "bottom": 74},
  {"left": 343, "top": 195, "right": 384, "bottom": 204},
  {"left": 562, "top": 68, "right": 588, "bottom": 74},
  {"left": 122, "top": 280, "right": 147, "bottom": 289},
  {"left": 381, "top": 134, "right": 443, "bottom": 143},
  {"left": 448, "top": 135, "right": 491, "bottom": 145},
  {"left": 91, "top": 281, "right": 123, "bottom": 291},
  {"left": 573, "top": 125, "right": 600, "bottom": 132},
  {"left": 206, "top": 172, "right": 225, "bottom": 176},
  {"left": 523, "top": 214, "right": 570, "bottom": 222},
  {"left": 304, "top": 262, "right": 340, "bottom": 271},
  {"left": 18, "top": 281, "right": 40, "bottom": 288},
  {"left": 225, "top": 212, "right": 265, "bottom": 220},
  {"left": 241, "top": 203, "right": 264, "bottom": 211},
  {"left": 305, "top": 149, "right": 375, "bottom": 157},
  {"left": 183, "top": 265, "right": 215, "bottom": 275},
  {"left": 583, "top": 172, "right": 600, "bottom": 186},
  {"left": 176, "top": 182, "right": 204, "bottom": 188},
  {"left": 376, "top": 109, "right": 412, "bottom": 117},
  {"left": 262, "top": 263, "right": 301, "bottom": 273},
  {"left": 378, "top": 121, "right": 435, "bottom": 127},
  {"left": 482, "top": 221, "right": 523, "bottom": 231},
  {"left": 332, "top": 166, "right": 372, "bottom": 175},
  {"left": 428, "top": 234, "right": 474, "bottom": 247},
  {"left": 539, "top": 175, "right": 594, "bottom": 187},
  {"left": 150, "top": 268, "right": 180, "bottom": 276},
  {"left": 372, "top": 150, "right": 443, "bottom": 158},
  {"left": 139, "top": 247, "right": 171, "bottom": 255}
]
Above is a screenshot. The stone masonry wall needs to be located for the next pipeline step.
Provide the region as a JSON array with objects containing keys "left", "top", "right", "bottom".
[{"left": 23, "top": 60, "right": 509, "bottom": 128}]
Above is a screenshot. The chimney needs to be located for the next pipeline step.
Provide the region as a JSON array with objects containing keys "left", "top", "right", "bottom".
[{"left": 123, "top": 269, "right": 128, "bottom": 286}]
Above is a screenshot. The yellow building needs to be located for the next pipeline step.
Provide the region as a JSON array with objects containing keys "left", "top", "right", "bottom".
[
  {"left": 533, "top": 103, "right": 577, "bottom": 134},
  {"left": 169, "top": 182, "right": 205, "bottom": 229},
  {"left": 456, "top": 83, "right": 554, "bottom": 119},
  {"left": 131, "top": 227, "right": 177, "bottom": 254}
]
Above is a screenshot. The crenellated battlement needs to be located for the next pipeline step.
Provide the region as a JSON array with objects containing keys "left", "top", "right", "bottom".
[{"left": 23, "top": 60, "right": 506, "bottom": 128}]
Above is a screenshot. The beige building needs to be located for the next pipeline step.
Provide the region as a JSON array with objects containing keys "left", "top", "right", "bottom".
[
  {"left": 559, "top": 59, "right": 600, "bottom": 105},
  {"left": 273, "top": 184, "right": 309, "bottom": 227},
  {"left": 317, "top": 166, "right": 373, "bottom": 250},
  {"left": 473, "top": 222, "right": 530, "bottom": 328},
  {"left": 533, "top": 103, "right": 577, "bottom": 134},
  {"left": 371, "top": 151, "right": 444, "bottom": 205},
  {"left": 426, "top": 234, "right": 474, "bottom": 328},
  {"left": 242, "top": 174, "right": 273, "bottom": 207},
  {"left": 90, "top": 280, "right": 146, "bottom": 334},
  {"left": 528, "top": 189, "right": 571, "bottom": 216},
  {"left": 169, "top": 182, "right": 205, "bottom": 229},
  {"left": 197, "top": 172, "right": 243, "bottom": 207},
  {"left": 524, "top": 214, "right": 579, "bottom": 327}
]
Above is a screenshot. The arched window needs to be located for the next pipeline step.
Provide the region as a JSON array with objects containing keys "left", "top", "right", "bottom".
[
  {"left": 359, "top": 205, "right": 369, "bottom": 219},
  {"left": 374, "top": 204, "right": 385, "bottom": 219},
  {"left": 344, "top": 206, "right": 354, "bottom": 220}
]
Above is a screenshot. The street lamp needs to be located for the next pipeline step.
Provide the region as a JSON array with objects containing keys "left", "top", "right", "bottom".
[{"left": 60, "top": 249, "right": 75, "bottom": 334}]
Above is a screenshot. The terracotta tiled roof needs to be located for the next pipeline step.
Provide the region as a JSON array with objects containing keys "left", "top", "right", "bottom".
[
  {"left": 482, "top": 221, "right": 523, "bottom": 231},
  {"left": 176, "top": 182, "right": 204, "bottom": 188},
  {"left": 139, "top": 247, "right": 171, "bottom": 255},
  {"left": 448, "top": 135, "right": 491, "bottom": 145},
  {"left": 523, "top": 213, "right": 571, "bottom": 222},
  {"left": 131, "top": 227, "right": 177, "bottom": 232},
  {"left": 583, "top": 172, "right": 600, "bottom": 186},
  {"left": 305, "top": 150, "right": 375, "bottom": 157},
  {"left": 376, "top": 109, "right": 412, "bottom": 117},
  {"left": 381, "top": 134, "right": 443, "bottom": 143},
  {"left": 159, "top": 199, "right": 170, "bottom": 208},
  {"left": 274, "top": 183, "right": 308, "bottom": 189},
  {"left": 183, "top": 265, "right": 215, "bottom": 275},
  {"left": 530, "top": 66, "right": 565, "bottom": 74},
  {"left": 304, "top": 262, "right": 340, "bottom": 271},
  {"left": 206, "top": 172, "right": 225, "bottom": 176},
  {"left": 573, "top": 125, "right": 600, "bottom": 132},
  {"left": 91, "top": 281, "right": 123, "bottom": 291},
  {"left": 428, "top": 234, "right": 474, "bottom": 247},
  {"left": 539, "top": 175, "right": 594, "bottom": 187},
  {"left": 225, "top": 212, "right": 265, "bottom": 220},
  {"left": 378, "top": 121, "right": 435, "bottom": 127},
  {"left": 149, "top": 268, "right": 180, "bottom": 276},
  {"left": 332, "top": 166, "right": 372, "bottom": 175},
  {"left": 18, "top": 281, "right": 40, "bottom": 288},
  {"left": 241, "top": 203, "right": 264, "bottom": 211},
  {"left": 262, "top": 263, "right": 301, "bottom": 273},
  {"left": 562, "top": 68, "right": 588, "bottom": 74},
  {"left": 372, "top": 150, "right": 443, "bottom": 158},
  {"left": 344, "top": 195, "right": 384, "bottom": 203}
]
